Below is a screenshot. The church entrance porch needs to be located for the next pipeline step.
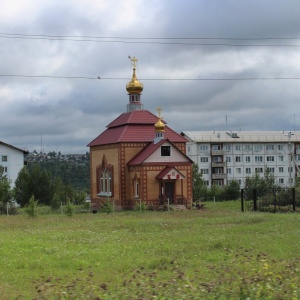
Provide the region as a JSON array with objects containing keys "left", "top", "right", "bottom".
[{"left": 164, "top": 181, "right": 175, "bottom": 204}]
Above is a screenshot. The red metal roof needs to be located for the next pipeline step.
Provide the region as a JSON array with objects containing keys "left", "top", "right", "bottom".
[
  {"left": 88, "top": 110, "right": 187, "bottom": 147},
  {"left": 127, "top": 139, "right": 165, "bottom": 165},
  {"left": 155, "top": 167, "right": 185, "bottom": 179},
  {"left": 107, "top": 110, "right": 161, "bottom": 128}
]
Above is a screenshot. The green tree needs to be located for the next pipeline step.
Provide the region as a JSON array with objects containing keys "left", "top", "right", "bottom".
[
  {"left": 50, "top": 193, "right": 61, "bottom": 211},
  {"left": 223, "top": 179, "right": 241, "bottom": 200},
  {"left": 244, "top": 168, "right": 278, "bottom": 199},
  {"left": 25, "top": 195, "right": 38, "bottom": 218},
  {"left": 0, "top": 166, "right": 13, "bottom": 213},
  {"left": 73, "top": 190, "right": 86, "bottom": 205},
  {"left": 192, "top": 164, "right": 208, "bottom": 201},
  {"left": 30, "top": 165, "right": 53, "bottom": 205},
  {"left": 14, "top": 167, "right": 31, "bottom": 207}
]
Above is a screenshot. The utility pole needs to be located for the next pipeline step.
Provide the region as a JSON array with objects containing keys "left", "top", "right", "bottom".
[{"left": 286, "top": 132, "right": 294, "bottom": 187}]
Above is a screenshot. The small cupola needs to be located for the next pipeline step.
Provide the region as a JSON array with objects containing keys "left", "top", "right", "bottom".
[
  {"left": 126, "top": 56, "right": 144, "bottom": 112},
  {"left": 154, "top": 107, "right": 165, "bottom": 144}
]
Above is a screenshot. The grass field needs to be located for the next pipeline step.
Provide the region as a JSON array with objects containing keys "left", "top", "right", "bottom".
[{"left": 1, "top": 201, "right": 300, "bottom": 299}]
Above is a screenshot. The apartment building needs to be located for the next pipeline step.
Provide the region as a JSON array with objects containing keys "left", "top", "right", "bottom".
[
  {"left": 0, "top": 141, "right": 28, "bottom": 187},
  {"left": 181, "top": 131, "right": 300, "bottom": 188}
]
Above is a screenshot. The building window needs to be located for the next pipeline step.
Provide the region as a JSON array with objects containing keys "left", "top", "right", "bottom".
[
  {"left": 204, "top": 181, "right": 209, "bottom": 186},
  {"left": 278, "top": 155, "right": 284, "bottom": 162},
  {"left": 245, "top": 144, "right": 252, "bottom": 151},
  {"left": 1, "top": 166, "right": 8, "bottom": 173},
  {"left": 235, "top": 145, "right": 241, "bottom": 151},
  {"left": 96, "top": 155, "right": 113, "bottom": 197},
  {"left": 267, "top": 167, "right": 275, "bottom": 173},
  {"left": 288, "top": 167, "right": 293, "bottom": 173},
  {"left": 225, "top": 144, "right": 231, "bottom": 151},
  {"left": 212, "top": 144, "right": 222, "bottom": 150},
  {"left": 201, "top": 169, "right": 209, "bottom": 174},
  {"left": 245, "top": 156, "right": 251, "bottom": 163},
  {"left": 266, "top": 156, "right": 275, "bottom": 162},
  {"left": 278, "top": 144, "right": 284, "bottom": 151},
  {"left": 254, "top": 144, "right": 263, "bottom": 152},
  {"left": 255, "top": 156, "right": 263, "bottom": 163},
  {"left": 255, "top": 167, "right": 263, "bottom": 173},
  {"left": 161, "top": 146, "right": 171, "bottom": 156},
  {"left": 246, "top": 168, "right": 251, "bottom": 174},
  {"left": 236, "top": 168, "right": 241, "bottom": 174},
  {"left": 212, "top": 156, "right": 222, "bottom": 162},
  {"left": 132, "top": 174, "right": 140, "bottom": 198},
  {"left": 187, "top": 146, "right": 191, "bottom": 153},
  {"left": 235, "top": 156, "right": 242, "bottom": 162},
  {"left": 279, "top": 167, "right": 284, "bottom": 173},
  {"left": 213, "top": 168, "right": 223, "bottom": 174},
  {"left": 296, "top": 154, "right": 300, "bottom": 161},
  {"left": 200, "top": 157, "right": 209, "bottom": 163},
  {"left": 212, "top": 180, "right": 223, "bottom": 186},
  {"left": 266, "top": 144, "right": 275, "bottom": 151},
  {"left": 226, "top": 156, "right": 231, "bottom": 162},
  {"left": 1, "top": 156, "right": 7, "bottom": 162},
  {"left": 227, "top": 168, "right": 231, "bottom": 174},
  {"left": 296, "top": 144, "right": 300, "bottom": 150},
  {"left": 278, "top": 178, "right": 284, "bottom": 184},
  {"left": 198, "top": 145, "right": 208, "bottom": 152}
]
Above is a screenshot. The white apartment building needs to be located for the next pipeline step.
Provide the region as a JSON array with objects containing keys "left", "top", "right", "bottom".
[
  {"left": 0, "top": 141, "right": 28, "bottom": 188},
  {"left": 181, "top": 131, "right": 300, "bottom": 188}
]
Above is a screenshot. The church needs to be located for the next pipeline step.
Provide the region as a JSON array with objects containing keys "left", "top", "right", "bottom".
[{"left": 88, "top": 57, "right": 193, "bottom": 210}]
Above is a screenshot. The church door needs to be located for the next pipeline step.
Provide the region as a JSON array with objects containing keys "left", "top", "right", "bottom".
[{"left": 164, "top": 181, "right": 175, "bottom": 204}]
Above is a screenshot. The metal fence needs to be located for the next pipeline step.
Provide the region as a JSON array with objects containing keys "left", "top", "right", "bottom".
[{"left": 241, "top": 188, "right": 300, "bottom": 213}]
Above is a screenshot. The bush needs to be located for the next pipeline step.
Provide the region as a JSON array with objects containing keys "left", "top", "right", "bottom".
[
  {"left": 64, "top": 199, "right": 75, "bottom": 217},
  {"left": 25, "top": 196, "right": 38, "bottom": 218}
]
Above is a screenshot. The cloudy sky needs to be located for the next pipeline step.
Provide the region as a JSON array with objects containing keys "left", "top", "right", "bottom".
[{"left": 1, "top": 0, "right": 300, "bottom": 154}]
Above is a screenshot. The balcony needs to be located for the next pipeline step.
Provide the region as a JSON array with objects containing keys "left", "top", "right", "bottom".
[
  {"left": 212, "top": 173, "right": 226, "bottom": 179},
  {"left": 211, "top": 150, "right": 224, "bottom": 156},
  {"left": 211, "top": 162, "right": 224, "bottom": 167}
]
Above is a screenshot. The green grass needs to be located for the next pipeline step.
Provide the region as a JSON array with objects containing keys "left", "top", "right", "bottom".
[{"left": 1, "top": 201, "right": 300, "bottom": 299}]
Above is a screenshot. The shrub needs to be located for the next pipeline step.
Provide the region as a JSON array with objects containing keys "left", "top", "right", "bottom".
[
  {"left": 25, "top": 196, "right": 38, "bottom": 218},
  {"left": 64, "top": 199, "right": 75, "bottom": 216}
]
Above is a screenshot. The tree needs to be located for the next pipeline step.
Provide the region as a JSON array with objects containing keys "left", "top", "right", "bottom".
[
  {"left": 14, "top": 167, "right": 31, "bottom": 207},
  {"left": 192, "top": 164, "right": 207, "bottom": 201},
  {"left": 0, "top": 166, "right": 13, "bottom": 213},
  {"left": 243, "top": 168, "right": 278, "bottom": 199},
  {"left": 223, "top": 179, "right": 240, "bottom": 200},
  {"left": 30, "top": 165, "right": 53, "bottom": 205},
  {"left": 50, "top": 193, "right": 61, "bottom": 211}
]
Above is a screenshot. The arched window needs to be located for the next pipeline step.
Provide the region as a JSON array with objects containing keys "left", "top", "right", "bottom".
[
  {"left": 132, "top": 173, "right": 140, "bottom": 198},
  {"left": 97, "top": 155, "right": 113, "bottom": 197}
]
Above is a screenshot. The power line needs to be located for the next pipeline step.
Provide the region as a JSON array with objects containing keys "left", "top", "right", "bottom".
[
  {"left": 0, "top": 32, "right": 300, "bottom": 47},
  {"left": 1, "top": 74, "right": 300, "bottom": 81}
]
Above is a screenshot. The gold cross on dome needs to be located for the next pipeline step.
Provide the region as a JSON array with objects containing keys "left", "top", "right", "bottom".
[
  {"left": 128, "top": 56, "right": 138, "bottom": 68},
  {"left": 156, "top": 106, "right": 163, "bottom": 118}
]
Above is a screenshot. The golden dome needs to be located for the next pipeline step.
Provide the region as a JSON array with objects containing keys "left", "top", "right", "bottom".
[
  {"left": 126, "top": 68, "right": 143, "bottom": 95},
  {"left": 126, "top": 56, "right": 143, "bottom": 95},
  {"left": 154, "top": 117, "right": 165, "bottom": 132}
]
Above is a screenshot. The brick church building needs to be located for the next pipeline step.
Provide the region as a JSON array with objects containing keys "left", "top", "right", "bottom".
[{"left": 88, "top": 57, "right": 193, "bottom": 210}]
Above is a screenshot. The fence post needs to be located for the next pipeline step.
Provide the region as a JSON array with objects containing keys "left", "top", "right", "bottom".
[
  {"left": 292, "top": 188, "right": 296, "bottom": 212},
  {"left": 241, "top": 189, "right": 244, "bottom": 212},
  {"left": 273, "top": 189, "right": 277, "bottom": 213},
  {"left": 253, "top": 189, "right": 257, "bottom": 211}
]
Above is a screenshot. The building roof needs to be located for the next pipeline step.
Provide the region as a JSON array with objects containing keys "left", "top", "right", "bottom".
[
  {"left": 127, "top": 139, "right": 165, "bottom": 165},
  {"left": 155, "top": 166, "right": 185, "bottom": 179},
  {"left": 0, "top": 141, "right": 29, "bottom": 154},
  {"left": 181, "top": 131, "right": 300, "bottom": 143},
  {"left": 88, "top": 110, "right": 187, "bottom": 147},
  {"left": 127, "top": 139, "right": 193, "bottom": 166}
]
